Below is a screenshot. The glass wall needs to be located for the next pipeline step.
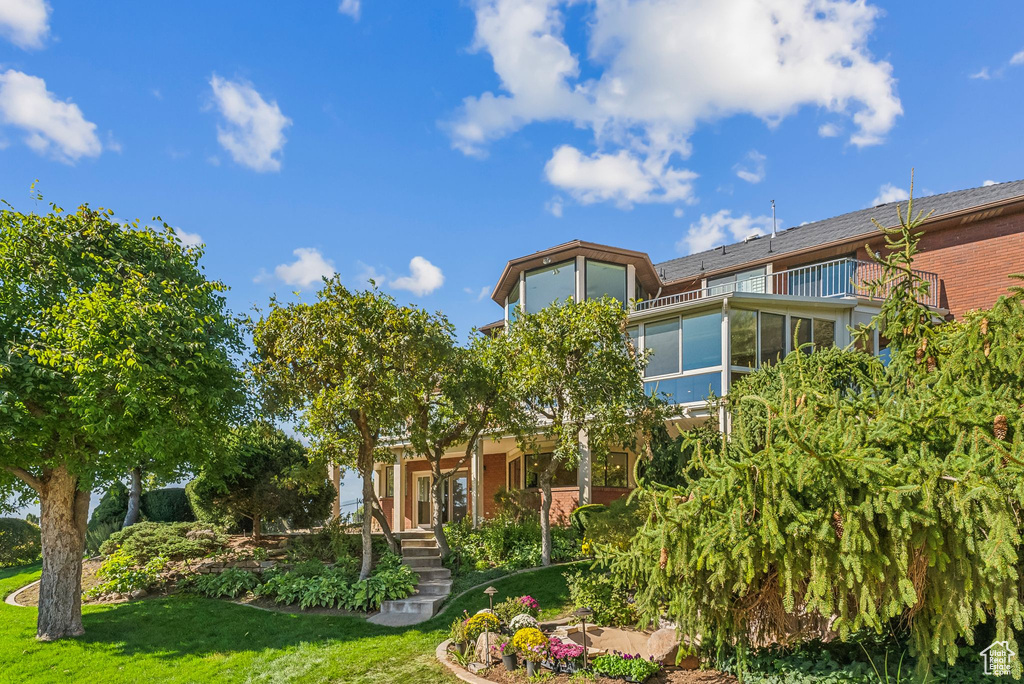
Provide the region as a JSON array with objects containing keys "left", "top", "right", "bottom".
[
  {"left": 731, "top": 309, "right": 757, "bottom": 368},
  {"left": 525, "top": 453, "right": 577, "bottom": 488},
  {"left": 731, "top": 309, "right": 838, "bottom": 374},
  {"left": 644, "top": 317, "right": 680, "bottom": 377},
  {"left": 525, "top": 260, "right": 575, "bottom": 314},
  {"left": 759, "top": 313, "right": 786, "bottom": 366},
  {"left": 638, "top": 309, "right": 723, "bottom": 404},
  {"left": 682, "top": 311, "right": 721, "bottom": 370},
  {"left": 586, "top": 261, "right": 627, "bottom": 304},
  {"left": 592, "top": 452, "right": 628, "bottom": 487},
  {"left": 645, "top": 373, "right": 722, "bottom": 404},
  {"left": 708, "top": 266, "right": 767, "bottom": 295},
  {"left": 507, "top": 279, "right": 521, "bottom": 321}
]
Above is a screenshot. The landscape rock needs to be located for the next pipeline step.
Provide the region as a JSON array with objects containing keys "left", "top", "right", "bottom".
[
  {"left": 647, "top": 627, "right": 680, "bottom": 664},
  {"left": 130, "top": 589, "right": 148, "bottom": 600},
  {"left": 474, "top": 631, "right": 504, "bottom": 663},
  {"left": 186, "top": 528, "right": 217, "bottom": 541}
]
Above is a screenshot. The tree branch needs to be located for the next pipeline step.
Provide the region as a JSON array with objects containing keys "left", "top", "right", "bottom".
[{"left": 5, "top": 466, "right": 42, "bottom": 492}]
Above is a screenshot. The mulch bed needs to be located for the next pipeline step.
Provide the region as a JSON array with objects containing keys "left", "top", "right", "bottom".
[
  {"left": 14, "top": 559, "right": 106, "bottom": 607},
  {"left": 474, "top": 664, "right": 737, "bottom": 683}
]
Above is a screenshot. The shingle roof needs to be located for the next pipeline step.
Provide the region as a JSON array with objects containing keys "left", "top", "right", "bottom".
[{"left": 654, "top": 179, "right": 1024, "bottom": 283}]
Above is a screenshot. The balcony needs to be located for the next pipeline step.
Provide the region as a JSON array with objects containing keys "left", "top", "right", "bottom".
[{"left": 634, "top": 258, "right": 941, "bottom": 313}]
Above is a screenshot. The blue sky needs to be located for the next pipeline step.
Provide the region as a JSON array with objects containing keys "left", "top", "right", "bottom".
[{"left": 2, "top": 1, "right": 1023, "bottom": 510}]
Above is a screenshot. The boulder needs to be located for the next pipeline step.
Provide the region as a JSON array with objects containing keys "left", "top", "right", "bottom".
[
  {"left": 474, "top": 631, "right": 505, "bottom": 663},
  {"left": 186, "top": 528, "right": 217, "bottom": 541},
  {"left": 647, "top": 627, "right": 680, "bottom": 665}
]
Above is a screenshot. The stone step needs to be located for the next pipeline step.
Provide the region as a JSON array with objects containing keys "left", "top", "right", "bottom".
[
  {"left": 394, "top": 529, "right": 435, "bottom": 539},
  {"left": 368, "top": 594, "right": 447, "bottom": 626},
  {"left": 401, "top": 538, "right": 438, "bottom": 549},
  {"left": 402, "top": 546, "right": 441, "bottom": 558},
  {"left": 412, "top": 567, "right": 451, "bottom": 582},
  {"left": 415, "top": 580, "right": 452, "bottom": 596},
  {"left": 404, "top": 556, "right": 442, "bottom": 569}
]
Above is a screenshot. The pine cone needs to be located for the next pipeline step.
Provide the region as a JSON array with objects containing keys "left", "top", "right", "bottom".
[
  {"left": 927, "top": 356, "right": 936, "bottom": 373},
  {"left": 831, "top": 511, "right": 844, "bottom": 540},
  {"left": 995, "top": 415, "right": 1009, "bottom": 441},
  {"left": 984, "top": 341, "right": 991, "bottom": 358},
  {"left": 981, "top": 318, "right": 989, "bottom": 335},
  {"left": 659, "top": 547, "right": 668, "bottom": 570}
]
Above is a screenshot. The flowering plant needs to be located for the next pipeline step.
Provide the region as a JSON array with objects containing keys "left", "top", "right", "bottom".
[
  {"left": 489, "top": 637, "right": 514, "bottom": 657},
  {"left": 508, "top": 613, "right": 539, "bottom": 632},
  {"left": 548, "top": 636, "right": 585, "bottom": 663},
  {"left": 511, "top": 627, "right": 549, "bottom": 662},
  {"left": 517, "top": 594, "right": 540, "bottom": 615},
  {"left": 464, "top": 612, "right": 500, "bottom": 642}
]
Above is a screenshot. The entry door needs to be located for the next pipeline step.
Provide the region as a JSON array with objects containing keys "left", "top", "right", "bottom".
[
  {"left": 415, "top": 471, "right": 469, "bottom": 527},
  {"left": 416, "top": 475, "right": 431, "bottom": 528}
]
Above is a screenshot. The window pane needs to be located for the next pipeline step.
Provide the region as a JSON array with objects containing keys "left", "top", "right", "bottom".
[
  {"left": 525, "top": 260, "right": 575, "bottom": 313},
  {"left": 644, "top": 318, "right": 680, "bottom": 377},
  {"left": 626, "top": 325, "right": 640, "bottom": 358},
  {"left": 635, "top": 277, "right": 646, "bottom": 302},
  {"left": 508, "top": 457, "right": 521, "bottom": 490},
  {"left": 507, "top": 281, "right": 520, "bottom": 321},
  {"left": 385, "top": 466, "right": 395, "bottom": 498},
  {"left": 682, "top": 310, "right": 722, "bottom": 370},
  {"left": 645, "top": 372, "right": 721, "bottom": 405},
  {"left": 735, "top": 267, "right": 767, "bottom": 293},
  {"left": 606, "top": 453, "right": 627, "bottom": 487},
  {"left": 731, "top": 309, "right": 757, "bottom": 368},
  {"left": 790, "top": 316, "right": 812, "bottom": 354},
  {"left": 813, "top": 319, "right": 835, "bottom": 350},
  {"left": 586, "top": 261, "right": 627, "bottom": 304},
  {"left": 525, "top": 453, "right": 577, "bottom": 488},
  {"left": 760, "top": 312, "right": 785, "bottom": 366}
]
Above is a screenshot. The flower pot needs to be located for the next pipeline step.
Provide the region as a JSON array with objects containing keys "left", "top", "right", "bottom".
[
  {"left": 455, "top": 642, "right": 468, "bottom": 656},
  {"left": 526, "top": 660, "right": 538, "bottom": 677},
  {"left": 541, "top": 658, "right": 557, "bottom": 671},
  {"left": 502, "top": 654, "right": 517, "bottom": 671}
]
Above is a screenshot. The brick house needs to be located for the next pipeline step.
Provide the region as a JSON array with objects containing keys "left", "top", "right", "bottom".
[{"left": 346, "top": 179, "right": 1024, "bottom": 531}]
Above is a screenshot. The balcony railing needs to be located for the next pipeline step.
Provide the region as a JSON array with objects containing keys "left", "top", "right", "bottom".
[{"left": 634, "top": 258, "right": 940, "bottom": 313}]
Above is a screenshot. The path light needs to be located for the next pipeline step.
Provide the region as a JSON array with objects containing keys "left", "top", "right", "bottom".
[
  {"left": 574, "top": 606, "right": 593, "bottom": 670},
  {"left": 484, "top": 586, "right": 498, "bottom": 667}
]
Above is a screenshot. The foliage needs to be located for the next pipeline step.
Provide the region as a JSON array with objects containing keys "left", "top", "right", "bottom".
[
  {"left": 511, "top": 627, "right": 549, "bottom": 662},
  {"left": 86, "top": 549, "right": 167, "bottom": 598},
  {"left": 0, "top": 198, "right": 244, "bottom": 637},
  {"left": 508, "top": 614, "right": 539, "bottom": 632},
  {"left": 579, "top": 496, "right": 642, "bottom": 551},
  {"left": 495, "top": 595, "right": 539, "bottom": 624},
  {"left": 591, "top": 653, "right": 661, "bottom": 682},
  {"left": 494, "top": 487, "right": 542, "bottom": 523},
  {"left": 636, "top": 420, "right": 719, "bottom": 488},
  {"left": 449, "top": 615, "right": 468, "bottom": 644},
  {"left": 285, "top": 517, "right": 386, "bottom": 565},
  {"left": 0, "top": 517, "right": 41, "bottom": 567},
  {"left": 604, "top": 187, "right": 1024, "bottom": 678},
  {"left": 252, "top": 279, "right": 432, "bottom": 578},
  {"left": 564, "top": 567, "right": 638, "bottom": 627},
  {"left": 188, "top": 422, "right": 334, "bottom": 538},
  {"left": 464, "top": 612, "right": 500, "bottom": 642},
  {"left": 190, "top": 568, "right": 262, "bottom": 599},
  {"left": 90, "top": 482, "right": 129, "bottom": 530},
  {"left": 140, "top": 488, "right": 196, "bottom": 523},
  {"left": 499, "top": 296, "right": 667, "bottom": 566},
  {"left": 445, "top": 514, "right": 583, "bottom": 573},
  {"left": 569, "top": 503, "right": 605, "bottom": 535},
  {"left": 100, "top": 522, "right": 227, "bottom": 563}
]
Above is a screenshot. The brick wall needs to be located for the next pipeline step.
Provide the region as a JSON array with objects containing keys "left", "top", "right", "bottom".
[{"left": 482, "top": 453, "right": 507, "bottom": 518}]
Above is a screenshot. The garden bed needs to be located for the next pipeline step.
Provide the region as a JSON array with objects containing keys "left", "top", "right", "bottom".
[
  {"left": 474, "top": 666, "right": 735, "bottom": 683},
  {"left": 14, "top": 559, "right": 106, "bottom": 606}
]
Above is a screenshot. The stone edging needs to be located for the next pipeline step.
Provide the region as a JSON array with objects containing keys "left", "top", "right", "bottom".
[
  {"left": 435, "top": 639, "right": 495, "bottom": 684},
  {"left": 4, "top": 579, "right": 40, "bottom": 608}
]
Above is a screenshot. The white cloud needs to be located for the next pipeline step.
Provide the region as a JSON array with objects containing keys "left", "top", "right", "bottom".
[
  {"left": 983, "top": 180, "right": 998, "bottom": 187},
  {"left": 464, "top": 285, "right": 490, "bottom": 301},
  {"left": 339, "top": 0, "right": 361, "bottom": 20},
  {"left": 872, "top": 183, "right": 909, "bottom": 206},
  {"left": 677, "top": 210, "right": 776, "bottom": 255},
  {"left": 262, "top": 248, "right": 336, "bottom": 288},
  {"left": 0, "top": 70, "right": 102, "bottom": 163},
  {"left": 451, "top": 0, "right": 901, "bottom": 207},
  {"left": 354, "top": 262, "right": 386, "bottom": 287},
  {"left": 545, "top": 196, "right": 564, "bottom": 217},
  {"left": 173, "top": 228, "right": 203, "bottom": 248},
  {"left": 1011, "top": 50, "right": 1024, "bottom": 66},
  {"left": 0, "top": 0, "right": 50, "bottom": 49},
  {"left": 734, "top": 150, "right": 766, "bottom": 184},
  {"left": 391, "top": 256, "right": 445, "bottom": 296},
  {"left": 208, "top": 75, "right": 292, "bottom": 172},
  {"left": 818, "top": 123, "right": 840, "bottom": 138},
  {"left": 673, "top": 207, "right": 684, "bottom": 218},
  {"left": 969, "top": 67, "right": 991, "bottom": 80},
  {"left": 544, "top": 144, "right": 696, "bottom": 207}
]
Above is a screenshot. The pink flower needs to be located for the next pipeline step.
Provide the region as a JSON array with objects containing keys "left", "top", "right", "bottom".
[{"left": 518, "top": 595, "right": 540, "bottom": 611}]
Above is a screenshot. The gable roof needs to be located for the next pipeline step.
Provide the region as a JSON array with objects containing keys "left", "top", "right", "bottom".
[{"left": 654, "top": 179, "right": 1024, "bottom": 284}]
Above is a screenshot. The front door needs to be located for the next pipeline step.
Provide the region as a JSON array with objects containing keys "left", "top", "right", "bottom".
[{"left": 414, "top": 471, "right": 470, "bottom": 527}]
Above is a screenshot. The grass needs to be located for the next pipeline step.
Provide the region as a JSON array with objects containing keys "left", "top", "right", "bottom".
[{"left": 0, "top": 561, "right": 579, "bottom": 683}]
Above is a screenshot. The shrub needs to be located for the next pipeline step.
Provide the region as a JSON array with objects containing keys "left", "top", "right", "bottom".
[
  {"left": 254, "top": 552, "right": 415, "bottom": 612},
  {"left": 494, "top": 594, "right": 539, "bottom": 624},
  {"left": 564, "top": 567, "right": 637, "bottom": 627},
  {"left": 569, "top": 503, "right": 606, "bottom": 535},
  {"left": 465, "top": 612, "right": 501, "bottom": 642},
  {"left": 191, "top": 568, "right": 261, "bottom": 598},
  {"left": 581, "top": 496, "right": 642, "bottom": 551},
  {"left": 493, "top": 487, "right": 541, "bottom": 523},
  {"left": 140, "top": 488, "right": 195, "bottom": 523},
  {"left": 592, "top": 653, "right": 660, "bottom": 682},
  {"left": 100, "top": 522, "right": 227, "bottom": 563},
  {"left": 86, "top": 482, "right": 129, "bottom": 554},
  {"left": 286, "top": 518, "right": 387, "bottom": 565},
  {"left": 0, "top": 517, "right": 41, "bottom": 567},
  {"left": 511, "top": 627, "right": 548, "bottom": 662},
  {"left": 86, "top": 549, "right": 167, "bottom": 598}
]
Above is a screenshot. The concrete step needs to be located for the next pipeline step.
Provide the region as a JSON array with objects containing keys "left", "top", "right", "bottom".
[
  {"left": 368, "top": 594, "right": 447, "bottom": 626},
  {"left": 404, "top": 556, "right": 442, "bottom": 569},
  {"left": 394, "top": 529, "right": 434, "bottom": 539},
  {"left": 413, "top": 567, "right": 451, "bottom": 582},
  {"left": 402, "top": 546, "right": 441, "bottom": 558},
  {"left": 415, "top": 580, "right": 453, "bottom": 596},
  {"left": 401, "top": 538, "right": 438, "bottom": 549}
]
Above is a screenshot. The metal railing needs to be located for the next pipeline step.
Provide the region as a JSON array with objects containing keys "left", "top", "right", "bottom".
[{"left": 634, "top": 258, "right": 940, "bottom": 313}]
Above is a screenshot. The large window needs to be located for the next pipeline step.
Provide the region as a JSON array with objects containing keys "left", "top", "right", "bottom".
[
  {"left": 708, "top": 267, "right": 767, "bottom": 295},
  {"left": 507, "top": 280, "right": 521, "bottom": 321},
  {"left": 586, "top": 261, "right": 627, "bottom": 304},
  {"left": 790, "top": 316, "right": 812, "bottom": 353},
  {"left": 525, "top": 260, "right": 575, "bottom": 314},
  {"left": 731, "top": 309, "right": 757, "bottom": 368},
  {"left": 682, "top": 311, "right": 721, "bottom": 370},
  {"left": 507, "top": 457, "right": 522, "bottom": 490},
  {"left": 644, "top": 317, "right": 680, "bottom": 377},
  {"left": 384, "top": 465, "right": 395, "bottom": 498},
  {"left": 813, "top": 319, "right": 835, "bottom": 350},
  {"left": 525, "top": 453, "right": 577, "bottom": 488},
  {"left": 592, "top": 452, "right": 628, "bottom": 488},
  {"left": 645, "top": 373, "right": 721, "bottom": 404},
  {"left": 759, "top": 312, "right": 786, "bottom": 366}
]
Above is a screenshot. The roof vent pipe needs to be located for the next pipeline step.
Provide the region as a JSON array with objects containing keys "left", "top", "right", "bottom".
[{"left": 771, "top": 199, "right": 778, "bottom": 239}]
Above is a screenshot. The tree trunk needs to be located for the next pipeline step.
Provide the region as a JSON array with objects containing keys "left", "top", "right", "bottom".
[
  {"left": 540, "top": 474, "right": 553, "bottom": 567},
  {"left": 431, "top": 468, "right": 452, "bottom": 558},
  {"left": 123, "top": 466, "right": 143, "bottom": 527},
  {"left": 368, "top": 490, "right": 399, "bottom": 553},
  {"left": 251, "top": 514, "right": 262, "bottom": 540},
  {"left": 37, "top": 465, "right": 90, "bottom": 640},
  {"left": 359, "top": 457, "right": 374, "bottom": 580}
]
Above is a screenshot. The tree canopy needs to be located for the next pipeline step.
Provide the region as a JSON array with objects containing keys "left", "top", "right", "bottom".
[{"left": 0, "top": 199, "right": 244, "bottom": 639}]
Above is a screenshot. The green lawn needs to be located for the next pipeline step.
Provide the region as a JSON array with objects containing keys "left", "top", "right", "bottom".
[{"left": 0, "top": 562, "right": 579, "bottom": 683}]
